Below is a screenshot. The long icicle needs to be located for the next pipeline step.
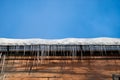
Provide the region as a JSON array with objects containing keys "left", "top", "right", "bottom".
[{"left": 1, "top": 54, "right": 6, "bottom": 74}]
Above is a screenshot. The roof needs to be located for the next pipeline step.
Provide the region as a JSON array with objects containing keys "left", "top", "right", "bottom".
[{"left": 0, "top": 37, "right": 120, "bottom": 45}]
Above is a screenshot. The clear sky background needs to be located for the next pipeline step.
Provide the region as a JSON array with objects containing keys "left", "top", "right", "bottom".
[{"left": 0, "top": 0, "right": 120, "bottom": 39}]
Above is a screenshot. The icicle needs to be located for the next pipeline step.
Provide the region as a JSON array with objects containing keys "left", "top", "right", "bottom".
[
  {"left": 89, "top": 45, "right": 93, "bottom": 60},
  {"left": 44, "top": 45, "right": 47, "bottom": 64},
  {"left": 40, "top": 45, "right": 44, "bottom": 64},
  {"left": 37, "top": 45, "right": 40, "bottom": 63},
  {"left": 80, "top": 45, "right": 83, "bottom": 62},
  {"left": 24, "top": 45, "right": 26, "bottom": 56},
  {"left": 1, "top": 54, "right": 6, "bottom": 74},
  {"left": 71, "top": 45, "right": 74, "bottom": 60},
  {"left": 103, "top": 45, "right": 107, "bottom": 56},
  {"left": 0, "top": 53, "right": 3, "bottom": 70},
  {"left": 0, "top": 53, "right": 2, "bottom": 59},
  {"left": 29, "top": 45, "right": 33, "bottom": 74},
  {"left": 100, "top": 45, "right": 103, "bottom": 56},
  {"left": 54, "top": 45, "right": 56, "bottom": 61},
  {"left": 66, "top": 46, "right": 69, "bottom": 64},
  {"left": 117, "top": 45, "right": 120, "bottom": 55},
  {"left": 73, "top": 45, "right": 76, "bottom": 59},
  {"left": 47, "top": 45, "right": 50, "bottom": 64}
]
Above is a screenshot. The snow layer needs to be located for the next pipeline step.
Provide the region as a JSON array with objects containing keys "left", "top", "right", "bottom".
[{"left": 0, "top": 37, "right": 120, "bottom": 45}]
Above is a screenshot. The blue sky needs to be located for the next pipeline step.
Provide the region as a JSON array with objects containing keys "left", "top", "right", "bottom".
[{"left": 0, "top": 0, "right": 120, "bottom": 39}]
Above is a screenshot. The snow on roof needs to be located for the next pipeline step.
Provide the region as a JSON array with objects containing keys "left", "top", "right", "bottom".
[{"left": 0, "top": 37, "right": 120, "bottom": 45}]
